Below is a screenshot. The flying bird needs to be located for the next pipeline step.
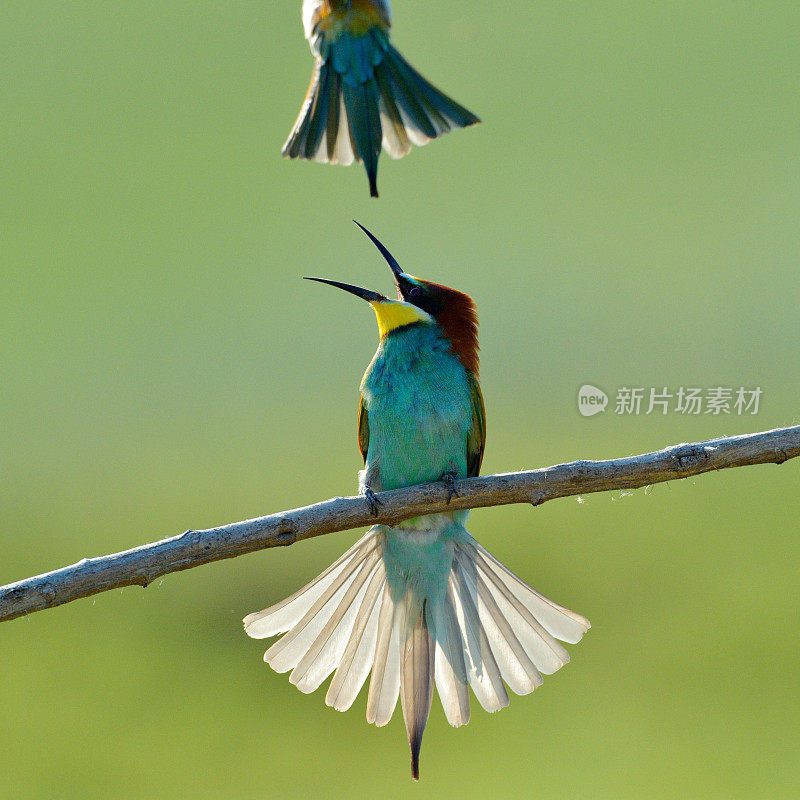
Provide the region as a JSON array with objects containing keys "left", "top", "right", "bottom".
[
  {"left": 282, "top": 1, "right": 480, "bottom": 197},
  {"left": 244, "top": 223, "right": 589, "bottom": 779}
]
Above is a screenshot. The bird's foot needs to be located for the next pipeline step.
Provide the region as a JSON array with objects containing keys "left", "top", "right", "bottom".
[
  {"left": 363, "top": 487, "right": 382, "bottom": 517},
  {"left": 440, "top": 472, "right": 460, "bottom": 504}
]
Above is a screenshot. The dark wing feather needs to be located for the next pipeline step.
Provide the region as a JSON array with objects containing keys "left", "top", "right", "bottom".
[
  {"left": 466, "top": 372, "right": 486, "bottom": 478},
  {"left": 358, "top": 394, "right": 370, "bottom": 465}
]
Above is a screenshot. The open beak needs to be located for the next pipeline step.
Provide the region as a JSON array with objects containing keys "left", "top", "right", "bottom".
[
  {"left": 303, "top": 276, "right": 386, "bottom": 303},
  {"left": 353, "top": 220, "right": 415, "bottom": 301}
]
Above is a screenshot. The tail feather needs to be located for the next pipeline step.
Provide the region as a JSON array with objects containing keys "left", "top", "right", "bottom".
[
  {"left": 283, "top": 60, "right": 332, "bottom": 161},
  {"left": 473, "top": 550, "right": 572, "bottom": 674},
  {"left": 245, "top": 524, "right": 589, "bottom": 779},
  {"left": 366, "top": 581, "right": 402, "bottom": 726},
  {"left": 282, "top": 29, "right": 479, "bottom": 194},
  {"left": 325, "top": 566, "right": 385, "bottom": 711},
  {"left": 451, "top": 560, "right": 510, "bottom": 713},
  {"left": 282, "top": 63, "right": 320, "bottom": 159},
  {"left": 400, "top": 599, "right": 435, "bottom": 781},
  {"left": 456, "top": 551, "right": 543, "bottom": 695},
  {"left": 302, "top": 61, "right": 332, "bottom": 160},
  {"left": 242, "top": 530, "right": 373, "bottom": 639},
  {"left": 342, "top": 78, "right": 381, "bottom": 197},
  {"left": 430, "top": 580, "right": 470, "bottom": 727},
  {"left": 400, "top": 51, "right": 480, "bottom": 128},
  {"left": 378, "top": 58, "right": 438, "bottom": 144},
  {"left": 473, "top": 541, "right": 591, "bottom": 645},
  {"left": 283, "top": 61, "right": 356, "bottom": 166},
  {"left": 381, "top": 44, "right": 480, "bottom": 143},
  {"left": 374, "top": 65, "right": 411, "bottom": 159},
  {"left": 289, "top": 552, "right": 382, "bottom": 693},
  {"left": 324, "top": 70, "right": 346, "bottom": 166},
  {"left": 331, "top": 94, "right": 356, "bottom": 165},
  {"left": 325, "top": 70, "right": 343, "bottom": 162},
  {"left": 260, "top": 538, "right": 381, "bottom": 673}
]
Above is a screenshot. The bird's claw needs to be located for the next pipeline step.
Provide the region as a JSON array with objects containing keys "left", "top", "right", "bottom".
[
  {"left": 440, "top": 472, "right": 460, "bottom": 504},
  {"left": 364, "top": 487, "right": 382, "bottom": 516}
]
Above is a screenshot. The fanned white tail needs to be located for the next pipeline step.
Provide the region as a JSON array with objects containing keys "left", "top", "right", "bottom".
[{"left": 244, "top": 523, "right": 590, "bottom": 779}]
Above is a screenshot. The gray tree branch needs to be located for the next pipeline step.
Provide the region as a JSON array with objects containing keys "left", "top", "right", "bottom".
[{"left": 1, "top": 424, "right": 798, "bottom": 623}]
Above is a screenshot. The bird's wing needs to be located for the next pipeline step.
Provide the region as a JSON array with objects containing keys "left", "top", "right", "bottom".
[
  {"left": 466, "top": 372, "right": 486, "bottom": 478},
  {"left": 358, "top": 393, "right": 370, "bottom": 465}
]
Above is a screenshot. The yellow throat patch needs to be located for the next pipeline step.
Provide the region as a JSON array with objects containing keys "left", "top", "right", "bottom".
[{"left": 370, "top": 300, "right": 433, "bottom": 338}]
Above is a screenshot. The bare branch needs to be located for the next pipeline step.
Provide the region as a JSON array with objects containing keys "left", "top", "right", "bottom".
[{"left": 1, "top": 424, "right": 798, "bottom": 623}]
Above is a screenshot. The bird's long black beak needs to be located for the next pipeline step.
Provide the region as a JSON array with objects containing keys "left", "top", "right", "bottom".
[
  {"left": 303, "top": 276, "right": 386, "bottom": 303},
  {"left": 353, "top": 220, "right": 414, "bottom": 299},
  {"left": 353, "top": 221, "right": 404, "bottom": 281}
]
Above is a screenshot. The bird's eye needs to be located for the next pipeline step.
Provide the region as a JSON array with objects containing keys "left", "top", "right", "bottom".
[{"left": 408, "top": 286, "right": 421, "bottom": 297}]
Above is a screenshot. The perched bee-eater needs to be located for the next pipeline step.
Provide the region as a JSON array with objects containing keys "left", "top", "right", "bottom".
[
  {"left": 283, "top": 0, "right": 480, "bottom": 197},
  {"left": 244, "top": 223, "right": 590, "bottom": 779}
]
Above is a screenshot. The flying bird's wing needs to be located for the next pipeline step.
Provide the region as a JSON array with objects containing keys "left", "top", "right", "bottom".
[
  {"left": 466, "top": 372, "right": 485, "bottom": 478},
  {"left": 357, "top": 393, "right": 370, "bottom": 464}
]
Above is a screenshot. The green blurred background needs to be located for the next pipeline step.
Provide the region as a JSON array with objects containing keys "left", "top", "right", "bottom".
[{"left": 2, "top": 2, "right": 799, "bottom": 797}]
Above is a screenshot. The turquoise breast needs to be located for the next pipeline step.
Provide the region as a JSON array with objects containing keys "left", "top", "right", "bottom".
[{"left": 361, "top": 324, "right": 472, "bottom": 492}]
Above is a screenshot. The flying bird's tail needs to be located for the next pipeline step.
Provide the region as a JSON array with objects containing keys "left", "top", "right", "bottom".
[
  {"left": 244, "top": 517, "right": 589, "bottom": 780},
  {"left": 282, "top": 28, "right": 480, "bottom": 197}
]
